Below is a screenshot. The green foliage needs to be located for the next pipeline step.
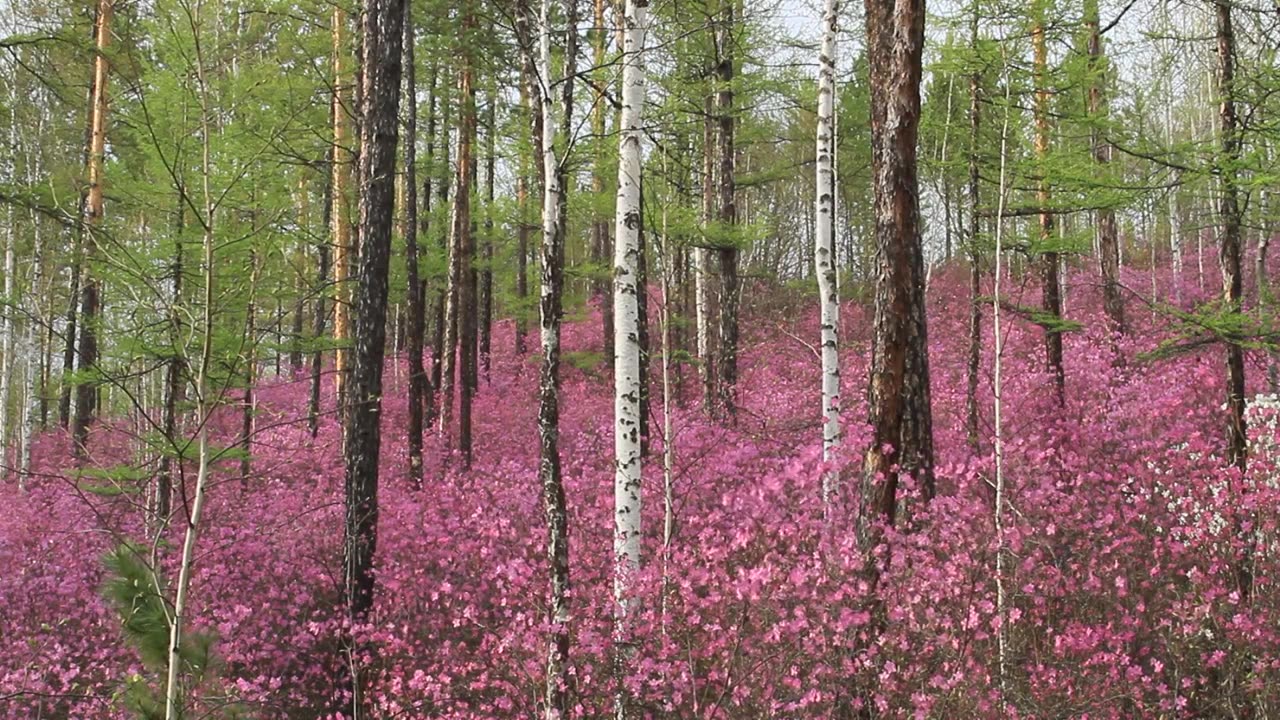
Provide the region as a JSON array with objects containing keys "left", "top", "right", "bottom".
[{"left": 101, "top": 542, "right": 235, "bottom": 720}]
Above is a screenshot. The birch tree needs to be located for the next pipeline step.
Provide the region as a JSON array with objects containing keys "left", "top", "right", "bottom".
[
  {"left": 815, "top": 0, "right": 841, "bottom": 501},
  {"left": 0, "top": 73, "right": 14, "bottom": 475},
  {"left": 1214, "top": 0, "right": 1247, "bottom": 475},
  {"left": 516, "top": 0, "right": 578, "bottom": 714},
  {"left": 613, "top": 0, "right": 648, "bottom": 715}
]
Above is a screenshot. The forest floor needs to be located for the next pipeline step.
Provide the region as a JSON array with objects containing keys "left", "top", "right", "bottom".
[{"left": 4, "top": 254, "right": 1280, "bottom": 718}]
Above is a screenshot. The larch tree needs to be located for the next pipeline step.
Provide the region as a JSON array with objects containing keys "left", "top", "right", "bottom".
[
  {"left": 1085, "top": 0, "right": 1124, "bottom": 336},
  {"left": 403, "top": 2, "right": 426, "bottom": 482},
  {"left": 439, "top": 5, "right": 477, "bottom": 466},
  {"left": 331, "top": 3, "right": 355, "bottom": 417},
  {"left": 1032, "top": 0, "right": 1065, "bottom": 404},
  {"left": 340, "top": 0, "right": 405, "bottom": 713},
  {"left": 815, "top": 0, "right": 841, "bottom": 495},
  {"left": 613, "top": 0, "right": 648, "bottom": 715},
  {"left": 72, "top": 0, "right": 114, "bottom": 461}
]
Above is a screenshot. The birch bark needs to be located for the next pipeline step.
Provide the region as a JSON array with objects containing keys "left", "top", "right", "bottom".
[{"left": 815, "top": 0, "right": 841, "bottom": 498}]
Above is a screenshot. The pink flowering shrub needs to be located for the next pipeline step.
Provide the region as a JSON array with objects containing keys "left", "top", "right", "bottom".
[{"left": 3, "top": 248, "right": 1280, "bottom": 717}]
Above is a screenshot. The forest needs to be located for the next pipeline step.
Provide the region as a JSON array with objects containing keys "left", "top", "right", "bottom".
[{"left": 2, "top": 0, "right": 1280, "bottom": 717}]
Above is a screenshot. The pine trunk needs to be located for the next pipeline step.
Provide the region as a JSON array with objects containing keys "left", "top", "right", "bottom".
[
  {"left": 403, "top": 8, "right": 426, "bottom": 482},
  {"left": 72, "top": 0, "right": 113, "bottom": 461},
  {"left": 341, "top": 0, "right": 405, "bottom": 713},
  {"left": 860, "top": 0, "right": 935, "bottom": 543}
]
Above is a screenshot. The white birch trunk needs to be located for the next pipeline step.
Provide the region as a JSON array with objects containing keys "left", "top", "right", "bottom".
[
  {"left": 530, "top": 2, "right": 572, "bottom": 718},
  {"left": 0, "top": 94, "right": 15, "bottom": 476},
  {"left": 992, "top": 72, "right": 1015, "bottom": 710},
  {"left": 20, "top": 193, "right": 45, "bottom": 481},
  {"left": 539, "top": 1, "right": 560, "bottom": 364},
  {"left": 613, "top": 1, "right": 648, "bottom": 717},
  {"left": 20, "top": 98, "right": 48, "bottom": 480},
  {"left": 815, "top": 0, "right": 841, "bottom": 502}
]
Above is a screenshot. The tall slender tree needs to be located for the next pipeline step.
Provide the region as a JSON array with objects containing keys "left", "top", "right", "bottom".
[
  {"left": 1085, "top": 0, "right": 1124, "bottom": 336},
  {"left": 332, "top": 3, "right": 355, "bottom": 416},
  {"left": 815, "top": 0, "right": 841, "bottom": 501},
  {"left": 341, "top": 0, "right": 405, "bottom": 713},
  {"left": 1032, "top": 0, "right": 1064, "bottom": 403},
  {"left": 1213, "top": 0, "right": 1246, "bottom": 473},
  {"left": 715, "top": 0, "right": 739, "bottom": 416},
  {"left": 516, "top": 0, "right": 578, "bottom": 714},
  {"left": 439, "top": 6, "right": 476, "bottom": 465},
  {"left": 72, "top": 0, "right": 114, "bottom": 460},
  {"left": 403, "top": 5, "right": 426, "bottom": 481},
  {"left": 964, "top": 0, "right": 983, "bottom": 450},
  {"left": 613, "top": 0, "right": 648, "bottom": 715}
]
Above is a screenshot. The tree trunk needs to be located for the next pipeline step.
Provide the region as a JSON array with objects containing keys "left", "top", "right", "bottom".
[
  {"left": 516, "top": 78, "right": 531, "bottom": 357},
  {"left": 331, "top": 4, "right": 355, "bottom": 420},
  {"left": 290, "top": 191, "right": 306, "bottom": 374},
  {"left": 1032, "top": 0, "right": 1064, "bottom": 403},
  {"left": 157, "top": 191, "right": 185, "bottom": 522},
  {"left": 1086, "top": 0, "right": 1124, "bottom": 337},
  {"left": 1214, "top": 0, "right": 1246, "bottom": 474},
  {"left": 72, "top": 0, "right": 113, "bottom": 461},
  {"left": 480, "top": 90, "right": 496, "bottom": 382},
  {"left": 20, "top": 134, "right": 48, "bottom": 483},
  {"left": 165, "top": 20, "right": 218, "bottom": 716},
  {"left": 816, "top": 0, "right": 842, "bottom": 493},
  {"left": 429, "top": 81, "right": 452, "bottom": 424},
  {"left": 593, "top": 0, "right": 614, "bottom": 361},
  {"left": 964, "top": 1, "right": 982, "bottom": 451},
  {"left": 697, "top": 94, "right": 716, "bottom": 415},
  {"left": 240, "top": 247, "right": 258, "bottom": 481},
  {"left": 613, "top": 2, "right": 648, "bottom": 712},
  {"left": 0, "top": 102, "right": 15, "bottom": 475},
  {"left": 860, "top": 0, "right": 934, "bottom": 542},
  {"left": 403, "top": 8, "right": 426, "bottom": 482},
  {"left": 309, "top": 151, "right": 333, "bottom": 439},
  {"left": 517, "top": 0, "right": 577, "bottom": 714},
  {"left": 341, "top": 0, "right": 405, "bottom": 713},
  {"left": 440, "top": 20, "right": 476, "bottom": 466},
  {"left": 716, "top": 0, "right": 739, "bottom": 417}
]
